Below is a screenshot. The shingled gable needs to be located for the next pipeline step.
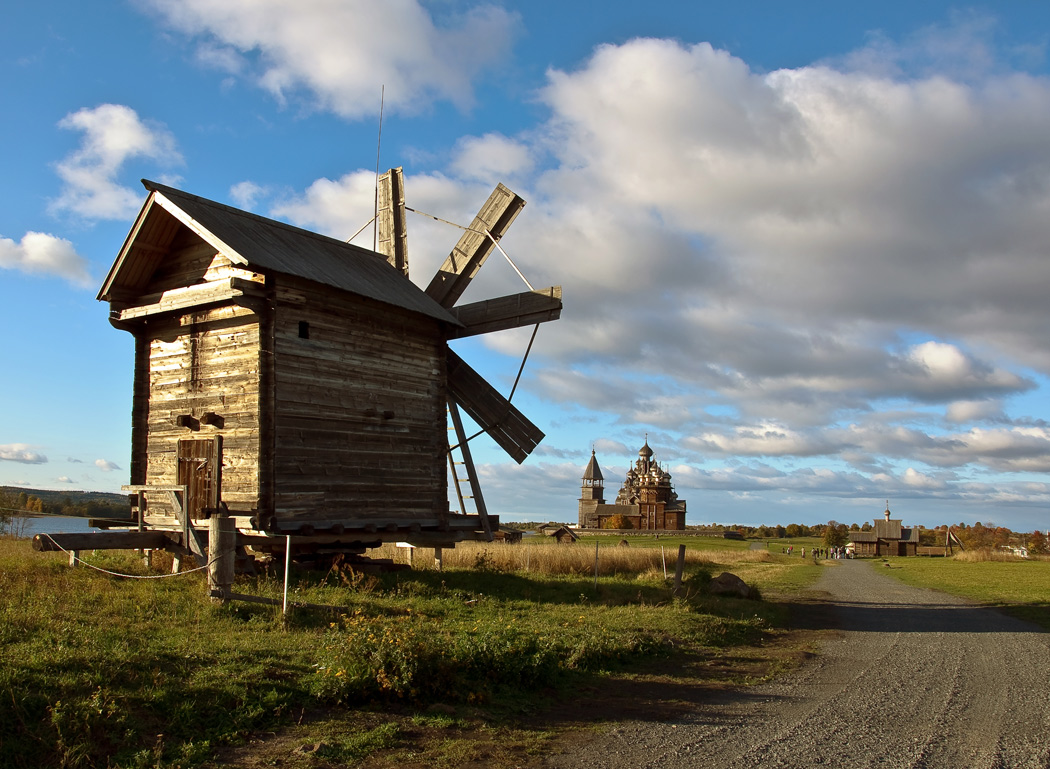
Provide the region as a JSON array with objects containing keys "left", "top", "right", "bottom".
[{"left": 98, "top": 179, "right": 460, "bottom": 326}]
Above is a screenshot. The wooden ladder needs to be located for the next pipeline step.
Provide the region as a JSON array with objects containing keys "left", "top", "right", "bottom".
[{"left": 446, "top": 400, "right": 493, "bottom": 540}]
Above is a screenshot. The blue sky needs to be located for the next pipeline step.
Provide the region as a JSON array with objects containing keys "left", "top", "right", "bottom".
[{"left": 5, "top": 1, "right": 1050, "bottom": 533}]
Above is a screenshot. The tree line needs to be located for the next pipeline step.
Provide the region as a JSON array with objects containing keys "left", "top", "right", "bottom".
[
  {"left": 0, "top": 487, "right": 129, "bottom": 523},
  {"left": 712, "top": 520, "right": 1047, "bottom": 554}
]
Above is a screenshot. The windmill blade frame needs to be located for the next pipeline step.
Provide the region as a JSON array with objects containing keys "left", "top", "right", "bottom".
[
  {"left": 446, "top": 349, "right": 545, "bottom": 464},
  {"left": 425, "top": 183, "right": 526, "bottom": 308}
]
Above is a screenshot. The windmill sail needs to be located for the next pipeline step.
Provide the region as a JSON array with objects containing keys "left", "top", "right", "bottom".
[
  {"left": 448, "top": 287, "right": 562, "bottom": 338},
  {"left": 425, "top": 183, "right": 526, "bottom": 308},
  {"left": 376, "top": 167, "right": 408, "bottom": 277},
  {"left": 446, "top": 349, "right": 544, "bottom": 464}
]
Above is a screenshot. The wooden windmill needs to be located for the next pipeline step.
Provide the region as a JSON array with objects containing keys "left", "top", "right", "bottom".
[{"left": 35, "top": 168, "right": 561, "bottom": 567}]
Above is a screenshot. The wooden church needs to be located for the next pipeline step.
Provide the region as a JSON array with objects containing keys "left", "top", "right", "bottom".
[
  {"left": 577, "top": 442, "right": 686, "bottom": 530},
  {"left": 79, "top": 171, "right": 561, "bottom": 560}
]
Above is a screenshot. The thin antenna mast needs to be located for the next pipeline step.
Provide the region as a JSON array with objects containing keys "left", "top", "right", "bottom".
[{"left": 373, "top": 85, "right": 385, "bottom": 251}]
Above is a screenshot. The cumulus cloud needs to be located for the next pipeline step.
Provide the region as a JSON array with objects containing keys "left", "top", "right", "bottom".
[
  {"left": 450, "top": 133, "right": 534, "bottom": 183},
  {"left": 94, "top": 459, "right": 121, "bottom": 472},
  {"left": 946, "top": 399, "right": 1004, "bottom": 423},
  {"left": 529, "top": 36, "right": 1050, "bottom": 371},
  {"left": 0, "top": 444, "right": 47, "bottom": 464},
  {"left": 0, "top": 232, "right": 92, "bottom": 287},
  {"left": 51, "top": 104, "right": 182, "bottom": 220},
  {"left": 229, "top": 180, "right": 268, "bottom": 210},
  {"left": 143, "top": 0, "right": 519, "bottom": 118}
]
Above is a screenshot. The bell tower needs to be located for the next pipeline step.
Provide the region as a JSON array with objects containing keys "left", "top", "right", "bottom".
[{"left": 578, "top": 450, "right": 605, "bottom": 528}]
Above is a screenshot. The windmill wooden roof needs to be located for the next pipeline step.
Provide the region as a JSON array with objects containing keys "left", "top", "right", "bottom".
[{"left": 98, "top": 179, "right": 460, "bottom": 326}]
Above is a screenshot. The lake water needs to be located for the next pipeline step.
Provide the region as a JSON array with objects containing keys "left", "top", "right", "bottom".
[{"left": 10, "top": 515, "right": 95, "bottom": 538}]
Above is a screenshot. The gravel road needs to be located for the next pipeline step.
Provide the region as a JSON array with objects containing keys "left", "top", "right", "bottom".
[{"left": 542, "top": 560, "right": 1050, "bottom": 769}]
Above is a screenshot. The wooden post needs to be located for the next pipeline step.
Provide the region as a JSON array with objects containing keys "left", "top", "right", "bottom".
[
  {"left": 673, "top": 544, "right": 686, "bottom": 595},
  {"left": 283, "top": 535, "right": 291, "bottom": 616},
  {"left": 208, "top": 515, "right": 236, "bottom": 603}
]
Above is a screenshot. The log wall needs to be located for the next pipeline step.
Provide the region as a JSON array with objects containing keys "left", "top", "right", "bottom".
[
  {"left": 137, "top": 243, "right": 264, "bottom": 529},
  {"left": 271, "top": 277, "right": 448, "bottom": 525}
]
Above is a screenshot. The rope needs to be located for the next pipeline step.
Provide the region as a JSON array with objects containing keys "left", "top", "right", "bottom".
[
  {"left": 38, "top": 533, "right": 215, "bottom": 580},
  {"left": 404, "top": 206, "right": 534, "bottom": 291}
]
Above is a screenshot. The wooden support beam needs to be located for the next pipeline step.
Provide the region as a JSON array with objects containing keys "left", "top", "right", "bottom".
[
  {"left": 447, "top": 286, "right": 562, "bottom": 339},
  {"left": 33, "top": 531, "right": 171, "bottom": 552},
  {"left": 376, "top": 167, "right": 408, "bottom": 277},
  {"left": 446, "top": 349, "right": 544, "bottom": 464},
  {"left": 425, "top": 184, "right": 526, "bottom": 308},
  {"left": 113, "top": 277, "right": 264, "bottom": 321}
]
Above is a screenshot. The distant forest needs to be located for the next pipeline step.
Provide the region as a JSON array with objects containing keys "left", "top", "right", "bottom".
[{"left": 0, "top": 486, "right": 130, "bottom": 521}]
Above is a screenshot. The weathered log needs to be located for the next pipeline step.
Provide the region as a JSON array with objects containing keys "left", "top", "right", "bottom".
[
  {"left": 33, "top": 531, "right": 170, "bottom": 552},
  {"left": 209, "top": 515, "right": 236, "bottom": 602}
]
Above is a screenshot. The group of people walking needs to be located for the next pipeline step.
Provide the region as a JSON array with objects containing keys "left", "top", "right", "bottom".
[
  {"left": 815, "top": 546, "right": 850, "bottom": 559},
  {"left": 778, "top": 545, "right": 852, "bottom": 559}
]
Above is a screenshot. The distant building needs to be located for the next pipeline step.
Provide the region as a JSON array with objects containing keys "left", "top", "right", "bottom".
[
  {"left": 577, "top": 442, "right": 686, "bottom": 530},
  {"left": 849, "top": 502, "right": 920, "bottom": 557}
]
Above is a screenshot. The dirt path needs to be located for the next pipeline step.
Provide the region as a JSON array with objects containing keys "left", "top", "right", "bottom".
[{"left": 541, "top": 560, "right": 1050, "bottom": 769}]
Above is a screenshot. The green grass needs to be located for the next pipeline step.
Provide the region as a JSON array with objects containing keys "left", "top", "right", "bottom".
[
  {"left": 0, "top": 536, "right": 823, "bottom": 769},
  {"left": 876, "top": 556, "right": 1050, "bottom": 629}
]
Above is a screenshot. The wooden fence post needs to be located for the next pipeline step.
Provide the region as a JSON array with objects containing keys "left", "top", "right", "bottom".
[
  {"left": 209, "top": 514, "right": 236, "bottom": 603},
  {"left": 673, "top": 544, "right": 686, "bottom": 595}
]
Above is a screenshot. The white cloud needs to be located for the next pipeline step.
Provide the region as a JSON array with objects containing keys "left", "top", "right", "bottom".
[
  {"left": 0, "top": 444, "right": 48, "bottom": 464},
  {"left": 0, "top": 232, "right": 92, "bottom": 287},
  {"left": 94, "top": 459, "right": 121, "bottom": 472},
  {"left": 945, "top": 399, "right": 1004, "bottom": 423},
  {"left": 901, "top": 467, "right": 947, "bottom": 490},
  {"left": 143, "top": 0, "right": 519, "bottom": 118},
  {"left": 51, "top": 104, "right": 182, "bottom": 220},
  {"left": 229, "top": 180, "right": 268, "bottom": 210},
  {"left": 530, "top": 36, "right": 1050, "bottom": 371},
  {"left": 451, "top": 133, "right": 534, "bottom": 183},
  {"left": 687, "top": 423, "right": 836, "bottom": 458}
]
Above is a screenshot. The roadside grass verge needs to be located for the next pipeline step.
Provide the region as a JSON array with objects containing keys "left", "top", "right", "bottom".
[
  {"left": 875, "top": 553, "right": 1050, "bottom": 630},
  {"left": 0, "top": 537, "right": 821, "bottom": 768}
]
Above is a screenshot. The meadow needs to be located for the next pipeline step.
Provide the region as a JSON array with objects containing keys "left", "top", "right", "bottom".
[
  {"left": 0, "top": 535, "right": 823, "bottom": 769},
  {"left": 877, "top": 551, "right": 1050, "bottom": 630}
]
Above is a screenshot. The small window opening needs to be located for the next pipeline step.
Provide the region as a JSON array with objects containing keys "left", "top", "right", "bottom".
[{"left": 298, "top": 321, "right": 310, "bottom": 339}]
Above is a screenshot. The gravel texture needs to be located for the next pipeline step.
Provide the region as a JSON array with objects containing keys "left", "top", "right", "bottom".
[{"left": 542, "top": 560, "right": 1050, "bottom": 769}]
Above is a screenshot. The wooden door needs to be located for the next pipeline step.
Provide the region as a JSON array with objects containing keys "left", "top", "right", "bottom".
[{"left": 177, "top": 437, "right": 222, "bottom": 520}]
